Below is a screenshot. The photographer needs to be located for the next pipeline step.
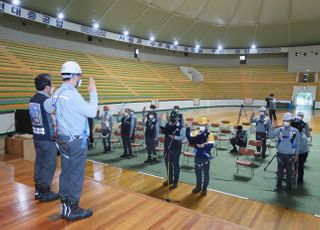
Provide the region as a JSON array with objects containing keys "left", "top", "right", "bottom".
[
  {"left": 229, "top": 125, "right": 248, "bottom": 153},
  {"left": 267, "top": 94, "right": 277, "bottom": 123},
  {"left": 292, "top": 112, "right": 309, "bottom": 184}
]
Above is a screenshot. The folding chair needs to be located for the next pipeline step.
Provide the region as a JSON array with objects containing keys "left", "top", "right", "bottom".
[
  {"left": 221, "top": 120, "right": 230, "bottom": 130},
  {"left": 217, "top": 129, "right": 232, "bottom": 149},
  {"left": 111, "top": 130, "right": 122, "bottom": 147},
  {"left": 136, "top": 126, "right": 144, "bottom": 132},
  {"left": 248, "top": 140, "right": 263, "bottom": 164},
  {"left": 155, "top": 136, "right": 165, "bottom": 158},
  {"left": 131, "top": 133, "right": 144, "bottom": 152},
  {"left": 93, "top": 127, "right": 102, "bottom": 148},
  {"left": 182, "top": 143, "right": 195, "bottom": 166},
  {"left": 235, "top": 147, "right": 255, "bottom": 176},
  {"left": 210, "top": 123, "right": 220, "bottom": 133}
]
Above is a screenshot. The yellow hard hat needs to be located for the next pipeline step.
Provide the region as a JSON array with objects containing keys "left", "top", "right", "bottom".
[{"left": 198, "top": 117, "right": 209, "bottom": 125}]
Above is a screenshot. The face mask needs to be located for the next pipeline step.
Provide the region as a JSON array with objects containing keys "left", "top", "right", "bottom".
[
  {"left": 124, "top": 112, "right": 129, "bottom": 116},
  {"left": 259, "top": 112, "right": 265, "bottom": 116},
  {"left": 104, "top": 111, "right": 109, "bottom": 115},
  {"left": 76, "top": 79, "right": 82, "bottom": 88},
  {"left": 50, "top": 86, "right": 54, "bottom": 96},
  {"left": 199, "top": 126, "right": 206, "bottom": 132},
  {"left": 298, "top": 116, "right": 303, "bottom": 120},
  {"left": 283, "top": 121, "right": 290, "bottom": 127},
  {"left": 149, "top": 115, "right": 154, "bottom": 119},
  {"left": 174, "top": 109, "right": 179, "bottom": 113}
]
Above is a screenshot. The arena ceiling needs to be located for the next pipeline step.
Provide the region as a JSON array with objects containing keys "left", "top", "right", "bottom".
[{"left": 7, "top": 0, "right": 320, "bottom": 49}]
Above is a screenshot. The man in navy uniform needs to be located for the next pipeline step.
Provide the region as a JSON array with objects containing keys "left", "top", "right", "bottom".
[
  {"left": 160, "top": 111, "right": 186, "bottom": 190},
  {"left": 269, "top": 113, "right": 300, "bottom": 191},
  {"left": 186, "top": 117, "right": 215, "bottom": 196},
  {"left": 173, "top": 105, "right": 184, "bottom": 126},
  {"left": 99, "top": 105, "right": 113, "bottom": 153},
  {"left": 268, "top": 94, "right": 277, "bottom": 123},
  {"left": 229, "top": 125, "right": 248, "bottom": 153},
  {"left": 292, "top": 112, "right": 310, "bottom": 184},
  {"left": 29, "top": 73, "right": 59, "bottom": 202},
  {"left": 45, "top": 61, "right": 98, "bottom": 221},
  {"left": 144, "top": 111, "right": 159, "bottom": 164},
  {"left": 119, "top": 108, "right": 134, "bottom": 159}
]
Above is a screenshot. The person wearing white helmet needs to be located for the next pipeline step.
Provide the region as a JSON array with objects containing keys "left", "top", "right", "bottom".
[
  {"left": 44, "top": 61, "right": 98, "bottom": 221},
  {"left": 250, "top": 106, "right": 272, "bottom": 158},
  {"left": 292, "top": 111, "right": 310, "bottom": 184},
  {"left": 268, "top": 112, "right": 300, "bottom": 191}
]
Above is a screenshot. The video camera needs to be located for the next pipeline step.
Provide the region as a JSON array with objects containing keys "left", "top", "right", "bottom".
[
  {"left": 291, "top": 118, "right": 305, "bottom": 133},
  {"left": 265, "top": 97, "right": 270, "bottom": 107}
]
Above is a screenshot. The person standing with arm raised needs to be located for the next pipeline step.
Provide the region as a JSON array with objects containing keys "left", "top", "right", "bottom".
[{"left": 45, "top": 61, "right": 98, "bottom": 221}]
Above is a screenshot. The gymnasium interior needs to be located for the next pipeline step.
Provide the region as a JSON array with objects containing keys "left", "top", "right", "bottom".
[{"left": 0, "top": 0, "right": 320, "bottom": 229}]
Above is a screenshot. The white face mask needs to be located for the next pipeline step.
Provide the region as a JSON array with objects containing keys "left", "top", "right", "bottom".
[
  {"left": 104, "top": 111, "right": 109, "bottom": 115},
  {"left": 199, "top": 126, "right": 206, "bottom": 132},
  {"left": 259, "top": 112, "right": 265, "bottom": 116},
  {"left": 76, "top": 79, "right": 82, "bottom": 88},
  {"left": 50, "top": 86, "right": 54, "bottom": 96},
  {"left": 297, "top": 116, "right": 303, "bottom": 120},
  {"left": 149, "top": 115, "right": 154, "bottom": 119},
  {"left": 283, "top": 121, "right": 290, "bottom": 127},
  {"left": 124, "top": 112, "right": 129, "bottom": 116}
]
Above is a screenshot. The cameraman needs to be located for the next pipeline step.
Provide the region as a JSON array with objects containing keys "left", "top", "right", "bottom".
[
  {"left": 268, "top": 94, "right": 277, "bottom": 123},
  {"left": 229, "top": 125, "right": 248, "bottom": 153},
  {"left": 292, "top": 112, "right": 310, "bottom": 184}
]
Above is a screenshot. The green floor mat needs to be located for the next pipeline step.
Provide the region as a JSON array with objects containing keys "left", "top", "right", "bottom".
[{"left": 88, "top": 131, "right": 320, "bottom": 216}]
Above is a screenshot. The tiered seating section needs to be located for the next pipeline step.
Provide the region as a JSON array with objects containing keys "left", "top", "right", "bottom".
[{"left": 0, "top": 39, "right": 308, "bottom": 111}]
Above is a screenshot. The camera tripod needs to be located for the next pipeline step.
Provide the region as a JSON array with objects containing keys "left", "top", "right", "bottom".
[
  {"left": 264, "top": 153, "right": 277, "bottom": 172},
  {"left": 237, "top": 104, "right": 248, "bottom": 124}
]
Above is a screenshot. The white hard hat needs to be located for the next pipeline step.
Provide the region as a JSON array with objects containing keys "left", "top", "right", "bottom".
[
  {"left": 61, "top": 61, "right": 82, "bottom": 78},
  {"left": 283, "top": 112, "right": 293, "bottom": 121},
  {"left": 259, "top": 106, "right": 266, "bottom": 112},
  {"left": 297, "top": 111, "right": 304, "bottom": 117}
]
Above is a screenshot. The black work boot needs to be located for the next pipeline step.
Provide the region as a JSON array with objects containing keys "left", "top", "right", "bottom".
[
  {"left": 35, "top": 182, "right": 41, "bottom": 200},
  {"left": 60, "top": 197, "right": 69, "bottom": 219},
  {"left": 144, "top": 157, "right": 152, "bottom": 163},
  {"left": 36, "top": 183, "right": 59, "bottom": 202},
  {"left": 192, "top": 186, "right": 201, "bottom": 194},
  {"left": 163, "top": 180, "right": 173, "bottom": 187},
  {"left": 67, "top": 201, "right": 93, "bottom": 221},
  {"left": 151, "top": 156, "right": 158, "bottom": 165}
]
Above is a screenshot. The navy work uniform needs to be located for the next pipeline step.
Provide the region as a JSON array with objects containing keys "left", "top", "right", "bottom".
[
  {"left": 269, "top": 113, "right": 300, "bottom": 191},
  {"left": 293, "top": 114, "right": 310, "bottom": 184},
  {"left": 160, "top": 111, "right": 186, "bottom": 190},
  {"left": 144, "top": 112, "right": 159, "bottom": 164},
  {"left": 230, "top": 126, "right": 248, "bottom": 153},
  {"left": 250, "top": 107, "right": 272, "bottom": 158},
  {"left": 186, "top": 118, "right": 215, "bottom": 196},
  {"left": 99, "top": 106, "right": 113, "bottom": 153},
  {"left": 268, "top": 95, "right": 277, "bottom": 122},
  {"left": 119, "top": 109, "right": 134, "bottom": 158},
  {"left": 29, "top": 73, "right": 59, "bottom": 202},
  {"left": 45, "top": 61, "right": 97, "bottom": 221}
]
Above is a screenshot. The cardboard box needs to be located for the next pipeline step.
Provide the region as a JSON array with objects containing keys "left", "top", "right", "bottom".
[{"left": 6, "top": 135, "right": 36, "bottom": 161}]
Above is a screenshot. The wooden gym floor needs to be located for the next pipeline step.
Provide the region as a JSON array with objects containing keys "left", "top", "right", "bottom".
[{"left": 1, "top": 107, "right": 320, "bottom": 229}]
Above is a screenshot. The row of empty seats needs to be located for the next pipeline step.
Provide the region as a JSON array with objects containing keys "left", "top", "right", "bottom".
[{"left": 0, "top": 39, "right": 317, "bottom": 111}]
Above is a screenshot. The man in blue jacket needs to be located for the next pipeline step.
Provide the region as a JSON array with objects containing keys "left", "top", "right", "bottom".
[{"left": 269, "top": 113, "right": 300, "bottom": 191}]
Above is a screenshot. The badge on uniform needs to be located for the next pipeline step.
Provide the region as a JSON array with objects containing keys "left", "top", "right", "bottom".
[{"left": 29, "top": 102, "right": 43, "bottom": 126}]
